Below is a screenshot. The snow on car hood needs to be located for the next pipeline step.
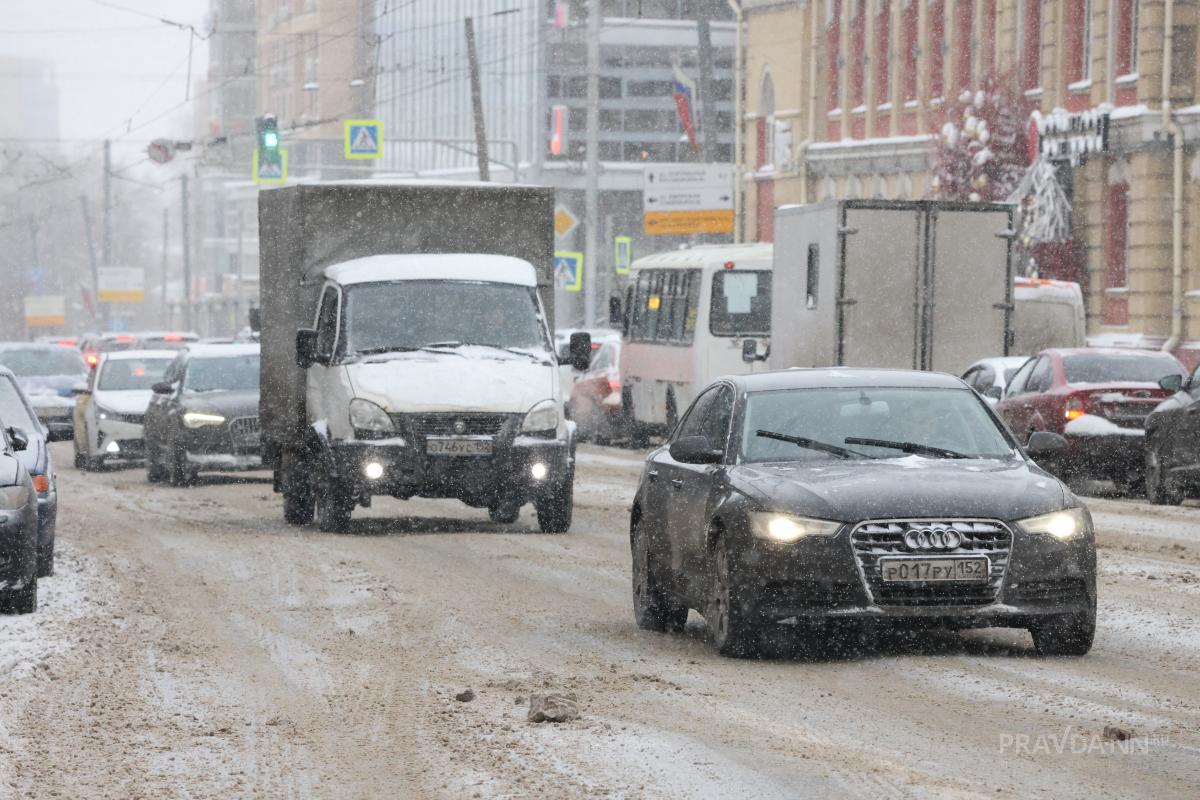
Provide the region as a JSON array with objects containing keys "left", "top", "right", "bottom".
[
  {"left": 93, "top": 389, "right": 155, "bottom": 416},
  {"left": 344, "top": 350, "right": 555, "bottom": 414},
  {"left": 730, "top": 458, "right": 1070, "bottom": 523}
]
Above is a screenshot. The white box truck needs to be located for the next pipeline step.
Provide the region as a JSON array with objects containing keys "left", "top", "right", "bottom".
[
  {"left": 258, "top": 181, "right": 590, "bottom": 533},
  {"left": 769, "top": 200, "right": 1015, "bottom": 373}
]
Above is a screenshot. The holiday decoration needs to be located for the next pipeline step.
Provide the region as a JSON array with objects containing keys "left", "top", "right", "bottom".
[{"left": 930, "top": 78, "right": 1028, "bottom": 203}]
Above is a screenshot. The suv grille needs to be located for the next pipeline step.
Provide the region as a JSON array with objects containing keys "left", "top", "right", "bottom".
[
  {"left": 398, "top": 413, "right": 516, "bottom": 438},
  {"left": 850, "top": 519, "right": 1012, "bottom": 606},
  {"left": 229, "top": 416, "right": 260, "bottom": 437}
]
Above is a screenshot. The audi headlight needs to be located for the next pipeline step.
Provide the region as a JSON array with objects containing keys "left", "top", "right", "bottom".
[
  {"left": 520, "top": 399, "right": 559, "bottom": 434},
  {"left": 0, "top": 484, "right": 31, "bottom": 509},
  {"left": 182, "top": 411, "right": 226, "bottom": 428},
  {"left": 750, "top": 512, "right": 842, "bottom": 543},
  {"left": 349, "top": 398, "right": 395, "bottom": 439},
  {"left": 1017, "top": 507, "right": 1088, "bottom": 541}
]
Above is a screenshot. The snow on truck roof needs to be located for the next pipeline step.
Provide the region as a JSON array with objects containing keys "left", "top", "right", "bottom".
[
  {"left": 629, "top": 243, "right": 774, "bottom": 271},
  {"left": 323, "top": 254, "right": 538, "bottom": 287}
]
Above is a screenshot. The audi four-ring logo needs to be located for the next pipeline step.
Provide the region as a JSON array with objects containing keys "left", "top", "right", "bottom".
[{"left": 903, "top": 528, "right": 963, "bottom": 551}]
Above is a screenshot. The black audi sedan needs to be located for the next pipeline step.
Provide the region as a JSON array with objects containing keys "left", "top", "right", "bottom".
[
  {"left": 630, "top": 369, "right": 1096, "bottom": 658},
  {"left": 0, "top": 423, "right": 38, "bottom": 614},
  {"left": 144, "top": 344, "right": 261, "bottom": 486},
  {"left": 1145, "top": 360, "right": 1200, "bottom": 504}
]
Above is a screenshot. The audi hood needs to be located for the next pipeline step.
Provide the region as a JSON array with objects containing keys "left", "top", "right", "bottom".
[{"left": 729, "top": 458, "right": 1072, "bottom": 524}]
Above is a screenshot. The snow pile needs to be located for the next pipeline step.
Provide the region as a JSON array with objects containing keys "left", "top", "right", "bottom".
[{"left": 1064, "top": 414, "right": 1145, "bottom": 437}]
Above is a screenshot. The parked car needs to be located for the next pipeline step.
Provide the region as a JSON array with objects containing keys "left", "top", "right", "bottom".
[
  {"left": 144, "top": 344, "right": 261, "bottom": 486},
  {"left": 80, "top": 331, "right": 198, "bottom": 369},
  {"left": 0, "top": 423, "right": 39, "bottom": 614},
  {"left": 1144, "top": 360, "right": 1200, "bottom": 504},
  {"left": 0, "top": 342, "right": 88, "bottom": 441},
  {"left": 567, "top": 335, "right": 625, "bottom": 443},
  {"left": 73, "top": 350, "right": 177, "bottom": 469},
  {"left": 0, "top": 367, "right": 57, "bottom": 577},
  {"left": 996, "top": 348, "right": 1187, "bottom": 492},
  {"left": 630, "top": 368, "right": 1095, "bottom": 657},
  {"left": 961, "top": 356, "right": 1031, "bottom": 405},
  {"left": 134, "top": 331, "right": 200, "bottom": 350}
]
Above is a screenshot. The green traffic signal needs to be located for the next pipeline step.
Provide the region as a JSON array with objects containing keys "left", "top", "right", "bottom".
[{"left": 263, "top": 131, "right": 279, "bottom": 149}]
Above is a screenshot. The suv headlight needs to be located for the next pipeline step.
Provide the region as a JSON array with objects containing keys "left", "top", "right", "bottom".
[
  {"left": 0, "top": 484, "right": 31, "bottom": 509},
  {"left": 94, "top": 403, "right": 116, "bottom": 421},
  {"left": 183, "top": 411, "right": 226, "bottom": 428},
  {"left": 1017, "top": 507, "right": 1088, "bottom": 541},
  {"left": 750, "top": 512, "right": 842, "bottom": 543},
  {"left": 349, "top": 399, "right": 395, "bottom": 439},
  {"left": 520, "top": 399, "right": 559, "bottom": 434}
]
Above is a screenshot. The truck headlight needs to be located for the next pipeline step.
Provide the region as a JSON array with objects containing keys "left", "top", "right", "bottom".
[
  {"left": 750, "top": 512, "right": 841, "bottom": 543},
  {"left": 183, "top": 411, "right": 226, "bottom": 428},
  {"left": 0, "top": 484, "right": 31, "bottom": 509},
  {"left": 520, "top": 399, "right": 559, "bottom": 434},
  {"left": 349, "top": 399, "right": 395, "bottom": 439},
  {"left": 1017, "top": 507, "right": 1088, "bottom": 541}
]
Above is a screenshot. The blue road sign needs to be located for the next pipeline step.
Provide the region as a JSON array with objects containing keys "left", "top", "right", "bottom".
[
  {"left": 554, "top": 251, "right": 583, "bottom": 292},
  {"left": 344, "top": 119, "right": 383, "bottom": 160}
]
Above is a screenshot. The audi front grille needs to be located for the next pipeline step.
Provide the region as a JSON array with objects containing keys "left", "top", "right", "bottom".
[{"left": 850, "top": 519, "right": 1012, "bottom": 606}]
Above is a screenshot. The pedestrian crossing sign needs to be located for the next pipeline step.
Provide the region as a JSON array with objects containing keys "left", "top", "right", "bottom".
[
  {"left": 252, "top": 147, "right": 288, "bottom": 184},
  {"left": 554, "top": 251, "right": 583, "bottom": 293},
  {"left": 344, "top": 119, "right": 383, "bottom": 160}
]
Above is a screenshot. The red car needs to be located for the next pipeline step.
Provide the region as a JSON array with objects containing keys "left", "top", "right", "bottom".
[
  {"left": 567, "top": 338, "right": 625, "bottom": 444},
  {"left": 996, "top": 348, "right": 1187, "bottom": 491}
]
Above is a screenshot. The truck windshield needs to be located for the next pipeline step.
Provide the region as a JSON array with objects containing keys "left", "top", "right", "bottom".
[{"left": 343, "top": 281, "right": 549, "bottom": 355}]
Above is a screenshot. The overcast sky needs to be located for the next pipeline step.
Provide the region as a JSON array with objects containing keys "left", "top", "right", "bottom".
[{"left": 1, "top": 0, "right": 210, "bottom": 163}]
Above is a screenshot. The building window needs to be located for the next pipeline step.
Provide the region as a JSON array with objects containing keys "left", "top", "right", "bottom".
[
  {"left": 851, "top": 0, "right": 867, "bottom": 109},
  {"left": 806, "top": 244, "right": 820, "bottom": 309},
  {"left": 827, "top": 0, "right": 843, "bottom": 112},
  {"left": 928, "top": 0, "right": 945, "bottom": 101},
  {"left": 1115, "top": 0, "right": 1138, "bottom": 77},
  {"left": 757, "top": 71, "right": 775, "bottom": 170},
  {"left": 1067, "top": 0, "right": 1091, "bottom": 85},
  {"left": 902, "top": 0, "right": 918, "bottom": 103},
  {"left": 876, "top": 0, "right": 891, "bottom": 106},
  {"left": 954, "top": 0, "right": 973, "bottom": 93},
  {"left": 1021, "top": 0, "right": 1043, "bottom": 91},
  {"left": 981, "top": 0, "right": 997, "bottom": 77}
]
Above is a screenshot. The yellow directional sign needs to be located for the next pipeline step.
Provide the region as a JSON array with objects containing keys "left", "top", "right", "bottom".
[{"left": 643, "top": 210, "right": 734, "bottom": 235}]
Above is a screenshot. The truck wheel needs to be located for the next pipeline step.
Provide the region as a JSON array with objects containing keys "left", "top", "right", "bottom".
[
  {"left": 488, "top": 499, "right": 521, "bottom": 524},
  {"left": 283, "top": 464, "right": 315, "bottom": 525},
  {"left": 315, "top": 477, "right": 353, "bottom": 533},
  {"left": 146, "top": 449, "right": 168, "bottom": 484},
  {"left": 632, "top": 517, "right": 687, "bottom": 632},
  {"left": 535, "top": 474, "right": 573, "bottom": 533},
  {"left": 1029, "top": 610, "right": 1095, "bottom": 656},
  {"left": 2, "top": 577, "right": 37, "bottom": 615}
]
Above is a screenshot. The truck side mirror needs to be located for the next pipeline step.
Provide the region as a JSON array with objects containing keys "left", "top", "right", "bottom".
[
  {"left": 248, "top": 307, "right": 261, "bottom": 333},
  {"left": 296, "top": 329, "right": 318, "bottom": 369},
  {"left": 569, "top": 332, "right": 592, "bottom": 372},
  {"left": 1159, "top": 374, "right": 1184, "bottom": 393},
  {"left": 742, "top": 339, "right": 767, "bottom": 364},
  {"left": 608, "top": 294, "right": 623, "bottom": 327},
  {"left": 6, "top": 427, "right": 28, "bottom": 452}
]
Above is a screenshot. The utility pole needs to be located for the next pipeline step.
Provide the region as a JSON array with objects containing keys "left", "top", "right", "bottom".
[
  {"left": 180, "top": 174, "right": 192, "bottom": 331},
  {"left": 161, "top": 207, "right": 169, "bottom": 326},
  {"left": 80, "top": 196, "right": 102, "bottom": 325},
  {"left": 697, "top": 13, "right": 718, "bottom": 163},
  {"left": 235, "top": 206, "right": 245, "bottom": 333},
  {"left": 583, "top": 0, "right": 601, "bottom": 327},
  {"left": 28, "top": 216, "right": 39, "bottom": 271},
  {"left": 464, "top": 17, "right": 490, "bottom": 181},
  {"left": 102, "top": 139, "right": 112, "bottom": 265}
]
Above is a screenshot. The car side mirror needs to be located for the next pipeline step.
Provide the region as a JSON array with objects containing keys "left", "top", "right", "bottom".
[
  {"left": 7, "top": 426, "right": 28, "bottom": 452},
  {"left": 296, "top": 329, "right": 318, "bottom": 369},
  {"left": 1026, "top": 431, "right": 1068, "bottom": 461},
  {"left": 669, "top": 435, "right": 723, "bottom": 465},
  {"left": 984, "top": 385, "right": 1002, "bottom": 401},
  {"left": 151, "top": 381, "right": 174, "bottom": 395},
  {"left": 1159, "top": 374, "right": 1185, "bottom": 393},
  {"left": 568, "top": 332, "right": 592, "bottom": 372},
  {"left": 71, "top": 382, "right": 90, "bottom": 396}
]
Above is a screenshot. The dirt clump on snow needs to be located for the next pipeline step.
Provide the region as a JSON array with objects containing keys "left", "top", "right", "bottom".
[{"left": 527, "top": 693, "right": 580, "bottom": 723}]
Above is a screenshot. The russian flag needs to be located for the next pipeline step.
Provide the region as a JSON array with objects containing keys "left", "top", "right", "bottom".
[{"left": 673, "top": 65, "right": 700, "bottom": 155}]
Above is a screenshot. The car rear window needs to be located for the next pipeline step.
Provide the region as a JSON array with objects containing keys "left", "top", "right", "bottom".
[
  {"left": 0, "top": 347, "right": 86, "bottom": 377},
  {"left": 98, "top": 358, "right": 175, "bottom": 391},
  {"left": 1062, "top": 354, "right": 1185, "bottom": 384}
]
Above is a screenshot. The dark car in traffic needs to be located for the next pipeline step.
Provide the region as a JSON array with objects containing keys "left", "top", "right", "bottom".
[
  {"left": 1144, "top": 360, "right": 1200, "bottom": 504},
  {"left": 0, "top": 423, "right": 39, "bottom": 614},
  {"left": 0, "top": 367, "right": 57, "bottom": 576},
  {"left": 995, "top": 348, "right": 1186, "bottom": 493},
  {"left": 144, "top": 345, "right": 261, "bottom": 486},
  {"left": 0, "top": 343, "right": 89, "bottom": 441},
  {"left": 631, "top": 369, "right": 1096, "bottom": 658}
]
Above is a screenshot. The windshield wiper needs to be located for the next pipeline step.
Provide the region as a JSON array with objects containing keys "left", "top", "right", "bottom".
[
  {"left": 355, "top": 345, "right": 464, "bottom": 357},
  {"left": 842, "top": 437, "right": 970, "bottom": 459},
  {"left": 755, "top": 430, "right": 864, "bottom": 459},
  {"left": 427, "top": 342, "right": 546, "bottom": 361}
]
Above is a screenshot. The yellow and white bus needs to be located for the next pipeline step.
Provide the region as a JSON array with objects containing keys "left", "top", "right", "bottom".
[{"left": 620, "top": 244, "right": 774, "bottom": 443}]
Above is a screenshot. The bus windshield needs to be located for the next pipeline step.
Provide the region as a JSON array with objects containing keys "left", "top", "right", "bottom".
[{"left": 710, "top": 270, "right": 771, "bottom": 336}]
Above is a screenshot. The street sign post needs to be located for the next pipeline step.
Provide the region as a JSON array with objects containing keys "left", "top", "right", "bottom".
[
  {"left": 98, "top": 266, "right": 145, "bottom": 303},
  {"left": 24, "top": 295, "right": 65, "bottom": 328},
  {"left": 253, "top": 147, "right": 288, "bottom": 184},
  {"left": 614, "top": 236, "right": 632, "bottom": 276},
  {"left": 554, "top": 251, "right": 583, "bottom": 292},
  {"left": 643, "top": 164, "right": 734, "bottom": 235},
  {"left": 344, "top": 119, "right": 383, "bottom": 160}
]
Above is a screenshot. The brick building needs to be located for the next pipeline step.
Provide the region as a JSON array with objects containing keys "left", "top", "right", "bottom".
[{"left": 738, "top": 1, "right": 1199, "bottom": 359}]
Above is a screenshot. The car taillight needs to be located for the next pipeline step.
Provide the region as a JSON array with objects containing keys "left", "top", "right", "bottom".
[
  {"left": 33, "top": 475, "right": 50, "bottom": 494},
  {"left": 1064, "top": 396, "right": 1086, "bottom": 421},
  {"left": 608, "top": 377, "right": 621, "bottom": 391},
  {"left": 85, "top": 353, "right": 99, "bottom": 367}
]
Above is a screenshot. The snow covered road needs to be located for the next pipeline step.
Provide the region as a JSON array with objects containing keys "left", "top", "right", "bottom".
[{"left": 1, "top": 443, "right": 1199, "bottom": 798}]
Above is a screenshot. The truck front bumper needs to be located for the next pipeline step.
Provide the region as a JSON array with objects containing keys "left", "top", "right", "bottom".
[{"left": 332, "top": 434, "right": 572, "bottom": 506}]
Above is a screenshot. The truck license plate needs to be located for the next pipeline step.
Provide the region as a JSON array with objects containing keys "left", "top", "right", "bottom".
[
  {"left": 425, "top": 437, "right": 493, "bottom": 456},
  {"left": 879, "top": 557, "right": 989, "bottom": 583}
]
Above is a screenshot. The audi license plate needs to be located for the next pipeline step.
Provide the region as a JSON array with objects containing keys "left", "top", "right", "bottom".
[
  {"left": 879, "top": 557, "right": 989, "bottom": 583},
  {"left": 425, "top": 437, "right": 492, "bottom": 456}
]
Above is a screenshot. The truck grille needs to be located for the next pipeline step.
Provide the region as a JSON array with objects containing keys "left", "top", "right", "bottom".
[
  {"left": 229, "top": 416, "right": 260, "bottom": 437},
  {"left": 850, "top": 519, "right": 1012, "bottom": 606},
  {"left": 399, "top": 413, "right": 515, "bottom": 438}
]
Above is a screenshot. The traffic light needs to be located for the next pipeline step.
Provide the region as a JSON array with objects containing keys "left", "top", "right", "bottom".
[
  {"left": 257, "top": 114, "right": 279, "bottom": 153},
  {"left": 254, "top": 114, "right": 284, "bottom": 181}
]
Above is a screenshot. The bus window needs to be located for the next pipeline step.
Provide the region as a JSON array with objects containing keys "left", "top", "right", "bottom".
[
  {"left": 710, "top": 270, "right": 772, "bottom": 336},
  {"left": 629, "top": 269, "right": 700, "bottom": 344}
]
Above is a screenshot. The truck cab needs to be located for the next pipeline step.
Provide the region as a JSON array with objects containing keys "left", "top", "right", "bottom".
[{"left": 284, "top": 254, "right": 588, "bottom": 533}]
